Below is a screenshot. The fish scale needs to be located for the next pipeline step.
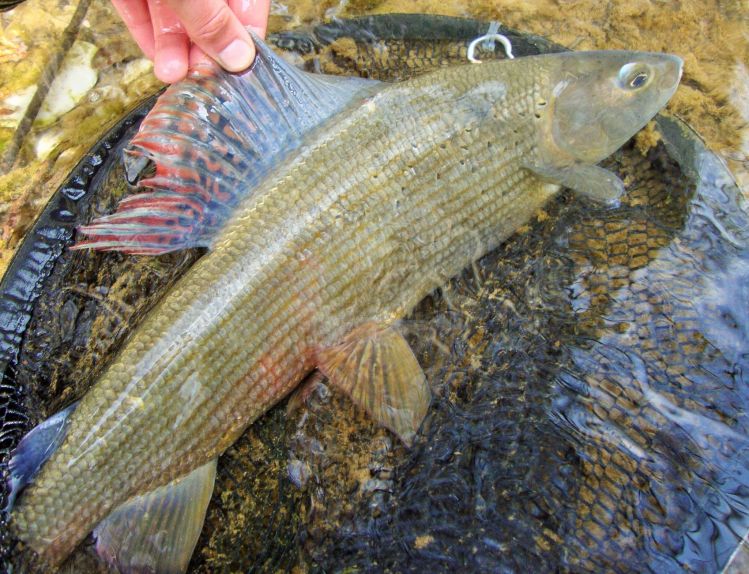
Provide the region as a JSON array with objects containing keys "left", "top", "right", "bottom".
[{"left": 8, "top": 39, "right": 682, "bottom": 571}]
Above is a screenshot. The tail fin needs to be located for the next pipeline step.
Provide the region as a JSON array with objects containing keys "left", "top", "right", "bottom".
[
  {"left": 5, "top": 402, "right": 77, "bottom": 514},
  {"left": 73, "top": 35, "right": 380, "bottom": 255}
]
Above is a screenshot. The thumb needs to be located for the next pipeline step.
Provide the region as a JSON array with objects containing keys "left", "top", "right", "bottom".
[{"left": 166, "top": 0, "right": 255, "bottom": 72}]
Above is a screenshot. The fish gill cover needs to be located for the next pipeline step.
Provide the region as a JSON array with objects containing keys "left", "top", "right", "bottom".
[{"left": 0, "top": 14, "right": 747, "bottom": 574}]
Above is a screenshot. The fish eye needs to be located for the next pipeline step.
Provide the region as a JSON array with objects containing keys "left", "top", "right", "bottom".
[
  {"left": 618, "top": 63, "right": 651, "bottom": 90},
  {"left": 630, "top": 72, "right": 648, "bottom": 88}
]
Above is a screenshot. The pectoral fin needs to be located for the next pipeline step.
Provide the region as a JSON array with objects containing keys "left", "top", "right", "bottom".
[
  {"left": 317, "top": 323, "right": 430, "bottom": 446},
  {"left": 93, "top": 459, "right": 217, "bottom": 574},
  {"left": 525, "top": 163, "right": 625, "bottom": 205}
]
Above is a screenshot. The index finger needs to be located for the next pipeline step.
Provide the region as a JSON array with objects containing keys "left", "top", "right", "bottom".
[
  {"left": 166, "top": 0, "right": 255, "bottom": 72},
  {"left": 111, "top": 0, "right": 156, "bottom": 59},
  {"left": 229, "top": 0, "right": 271, "bottom": 38}
]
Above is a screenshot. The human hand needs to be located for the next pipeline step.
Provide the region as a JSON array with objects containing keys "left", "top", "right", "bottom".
[{"left": 112, "top": 0, "right": 271, "bottom": 83}]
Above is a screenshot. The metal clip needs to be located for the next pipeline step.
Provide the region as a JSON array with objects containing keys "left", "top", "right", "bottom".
[{"left": 467, "top": 22, "right": 514, "bottom": 63}]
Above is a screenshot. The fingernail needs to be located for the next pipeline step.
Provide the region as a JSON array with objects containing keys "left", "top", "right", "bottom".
[
  {"left": 218, "top": 39, "right": 254, "bottom": 71},
  {"left": 157, "top": 59, "right": 187, "bottom": 84}
]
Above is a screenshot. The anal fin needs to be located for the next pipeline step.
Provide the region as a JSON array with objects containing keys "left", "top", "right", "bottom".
[
  {"left": 317, "top": 323, "right": 431, "bottom": 446},
  {"left": 5, "top": 402, "right": 77, "bottom": 514},
  {"left": 93, "top": 459, "right": 217, "bottom": 574}
]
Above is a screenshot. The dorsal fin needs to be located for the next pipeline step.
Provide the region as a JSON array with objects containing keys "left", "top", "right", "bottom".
[{"left": 73, "top": 35, "right": 380, "bottom": 254}]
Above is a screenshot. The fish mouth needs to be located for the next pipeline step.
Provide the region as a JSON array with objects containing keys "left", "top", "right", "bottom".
[{"left": 657, "top": 54, "right": 684, "bottom": 92}]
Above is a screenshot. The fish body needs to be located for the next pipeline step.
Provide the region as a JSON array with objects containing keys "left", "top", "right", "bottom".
[{"left": 8, "top": 40, "right": 681, "bottom": 572}]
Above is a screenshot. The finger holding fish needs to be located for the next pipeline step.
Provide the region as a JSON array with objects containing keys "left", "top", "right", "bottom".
[
  {"left": 147, "top": 0, "right": 189, "bottom": 84},
  {"left": 110, "top": 0, "right": 156, "bottom": 59},
  {"left": 111, "top": 0, "right": 270, "bottom": 82}
]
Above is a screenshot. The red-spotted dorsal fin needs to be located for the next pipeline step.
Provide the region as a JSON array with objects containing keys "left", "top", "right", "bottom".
[
  {"left": 73, "top": 34, "right": 380, "bottom": 254},
  {"left": 317, "top": 323, "right": 431, "bottom": 446}
]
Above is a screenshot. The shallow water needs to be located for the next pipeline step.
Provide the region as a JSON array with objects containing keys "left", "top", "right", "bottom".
[{"left": 0, "top": 3, "right": 748, "bottom": 574}]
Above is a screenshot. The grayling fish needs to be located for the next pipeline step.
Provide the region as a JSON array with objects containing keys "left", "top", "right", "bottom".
[{"left": 7, "top": 36, "right": 681, "bottom": 573}]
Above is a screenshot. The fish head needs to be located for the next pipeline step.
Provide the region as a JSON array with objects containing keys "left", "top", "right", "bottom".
[{"left": 540, "top": 51, "right": 682, "bottom": 165}]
